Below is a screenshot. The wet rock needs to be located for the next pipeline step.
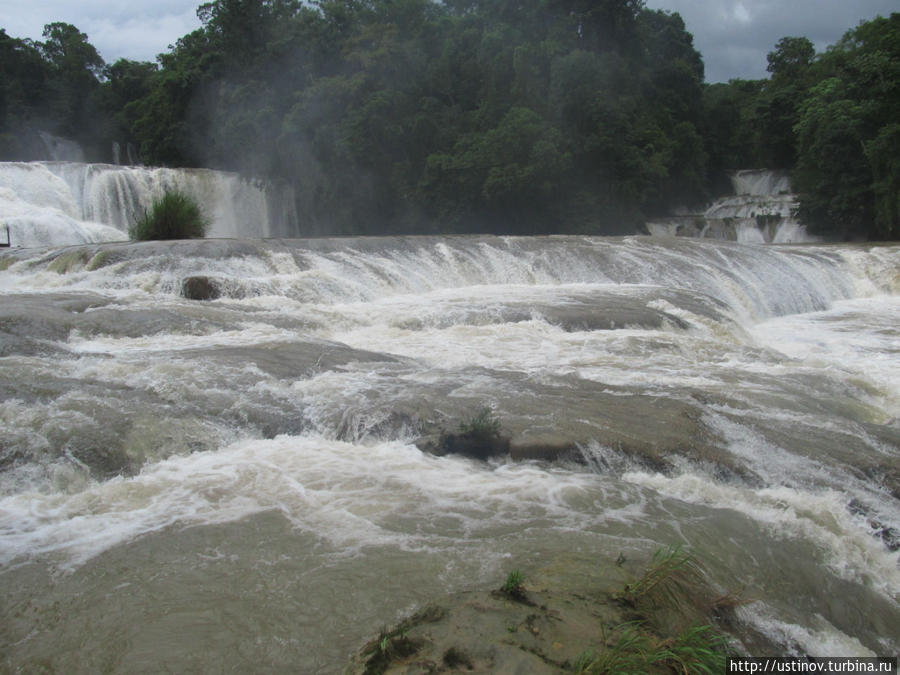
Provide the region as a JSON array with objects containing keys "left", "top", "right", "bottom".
[
  {"left": 509, "top": 435, "right": 580, "bottom": 462},
  {"left": 848, "top": 499, "right": 900, "bottom": 552},
  {"left": 344, "top": 550, "right": 757, "bottom": 675},
  {"left": 181, "top": 276, "right": 221, "bottom": 300},
  {"left": 436, "top": 430, "right": 510, "bottom": 460}
]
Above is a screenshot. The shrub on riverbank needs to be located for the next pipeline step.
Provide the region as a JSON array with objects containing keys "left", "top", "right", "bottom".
[{"left": 130, "top": 191, "right": 207, "bottom": 240}]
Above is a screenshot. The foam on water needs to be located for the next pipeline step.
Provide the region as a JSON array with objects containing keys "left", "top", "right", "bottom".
[
  {"left": 0, "top": 434, "right": 638, "bottom": 570},
  {"left": 2, "top": 236, "right": 899, "bottom": 662},
  {"left": 751, "top": 296, "right": 900, "bottom": 417},
  {"left": 3, "top": 237, "right": 879, "bottom": 323},
  {"left": 65, "top": 322, "right": 305, "bottom": 355},
  {"left": 737, "top": 605, "right": 877, "bottom": 657},
  {"left": 623, "top": 470, "right": 900, "bottom": 600}
]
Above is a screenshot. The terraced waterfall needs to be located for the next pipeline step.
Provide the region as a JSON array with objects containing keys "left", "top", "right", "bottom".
[{"left": 0, "top": 162, "right": 898, "bottom": 670}]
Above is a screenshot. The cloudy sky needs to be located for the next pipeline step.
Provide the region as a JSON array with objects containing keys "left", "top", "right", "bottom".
[
  {"left": 643, "top": 0, "right": 898, "bottom": 82},
  {"left": 0, "top": 0, "right": 896, "bottom": 82}
]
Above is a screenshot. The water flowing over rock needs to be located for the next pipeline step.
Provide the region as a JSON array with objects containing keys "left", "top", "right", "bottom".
[
  {"left": 1, "top": 233, "right": 898, "bottom": 670},
  {"left": 646, "top": 169, "right": 818, "bottom": 244},
  {"left": 0, "top": 160, "right": 299, "bottom": 247}
]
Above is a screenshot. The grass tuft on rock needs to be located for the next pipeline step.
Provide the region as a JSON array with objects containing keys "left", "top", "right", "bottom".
[
  {"left": 499, "top": 568, "right": 529, "bottom": 601},
  {"left": 438, "top": 407, "right": 509, "bottom": 460},
  {"left": 577, "top": 621, "right": 729, "bottom": 674},
  {"left": 619, "top": 545, "right": 703, "bottom": 610},
  {"left": 458, "top": 407, "right": 501, "bottom": 437},
  {"left": 130, "top": 190, "right": 208, "bottom": 240}
]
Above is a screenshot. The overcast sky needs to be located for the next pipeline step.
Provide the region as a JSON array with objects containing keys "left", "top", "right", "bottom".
[
  {"left": 1, "top": 0, "right": 897, "bottom": 82},
  {"left": 643, "top": 0, "right": 898, "bottom": 82}
]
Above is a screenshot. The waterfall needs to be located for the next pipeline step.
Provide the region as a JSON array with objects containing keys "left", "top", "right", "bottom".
[
  {"left": 0, "top": 161, "right": 299, "bottom": 248},
  {"left": 3, "top": 235, "right": 890, "bottom": 325},
  {"left": 730, "top": 168, "right": 793, "bottom": 196},
  {"left": 646, "top": 169, "right": 819, "bottom": 244}
]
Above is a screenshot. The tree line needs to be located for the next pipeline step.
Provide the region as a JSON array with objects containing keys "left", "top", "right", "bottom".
[{"left": 1, "top": 1, "right": 897, "bottom": 239}]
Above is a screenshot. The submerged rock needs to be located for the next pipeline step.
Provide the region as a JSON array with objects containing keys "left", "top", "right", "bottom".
[
  {"left": 508, "top": 435, "right": 580, "bottom": 463},
  {"left": 345, "top": 550, "right": 774, "bottom": 674},
  {"left": 429, "top": 429, "right": 510, "bottom": 460},
  {"left": 181, "top": 276, "right": 221, "bottom": 300}
]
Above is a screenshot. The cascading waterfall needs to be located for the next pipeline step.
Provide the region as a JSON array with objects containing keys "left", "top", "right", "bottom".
[
  {"left": 1, "top": 233, "right": 899, "bottom": 670},
  {"left": 646, "top": 169, "right": 818, "bottom": 243},
  {"left": 0, "top": 161, "right": 299, "bottom": 247}
]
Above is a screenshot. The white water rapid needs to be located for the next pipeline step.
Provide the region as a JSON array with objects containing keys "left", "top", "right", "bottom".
[
  {"left": 1, "top": 225, "right": 898, "bottom": 667},
  {"left": 0, "top": 161, "right": 298, "bottom": 247}
]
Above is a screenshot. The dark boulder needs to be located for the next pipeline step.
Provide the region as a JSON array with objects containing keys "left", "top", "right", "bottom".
[
  {"left": 437, "top": 429, "right": 510, "bottom": 460},
  {"left": 181, "top": 276, "right": 221, "bottom": 300}
]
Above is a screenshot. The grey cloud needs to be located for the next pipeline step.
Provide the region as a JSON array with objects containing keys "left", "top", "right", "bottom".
[{"left": 644, "top": 0, "right": 898, "bottom": 82}]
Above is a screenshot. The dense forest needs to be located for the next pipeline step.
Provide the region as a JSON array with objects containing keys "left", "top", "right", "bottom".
[{"left": 1, "top": 1, "right": 898, "bottom": 238}]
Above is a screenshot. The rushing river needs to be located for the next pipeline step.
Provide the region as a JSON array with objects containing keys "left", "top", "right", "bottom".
[{"left": 1, "top": 234, "right": 899, "bottom": 671}]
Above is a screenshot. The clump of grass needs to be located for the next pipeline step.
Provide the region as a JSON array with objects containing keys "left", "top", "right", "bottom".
[
  {"left": 501, "top": 569, "right": 525, "bottom": 596},
  {"left": 496, "top": 568, "right": 534, "bottom": 604},
  {"left": 458, "top": 407, "right": 501, "bottom": 437},
  {"left": 619, "top": 545, "right": 703, "bottom": 609},
  {"left": 709, "top": 587, "right": 747, "bottom": 627},
  {"left": 364, "top": 627, "right": 418, "bottom": 675},
  {"left": 572, "top": 649, "right": 597, "bottom": 673},
  {"left": 130, "top": 190, "right": 208, "bottom": 240},
  {"left": 439, "top": 407, "right": 507, "bottom": 460},
  {"left": 359, "top": 606, "right": 444, "bottom": 674},
  {"left": 664, "top": 624, "right": 731, "bottom": 674},
  {"left": 583, "top": 622, "right": 651, "bottom": 674},
  {"left": 578, "top": 622, "right": 729, "bottom": 674}
]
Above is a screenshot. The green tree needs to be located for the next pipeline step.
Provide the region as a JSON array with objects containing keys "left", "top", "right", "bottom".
[
  {"left": 866, "top": 123, "right": 900, "bottom": 238},
  {"left": 39, "top": 22, "right": 106, "bottom": 147},
  {"left": 794, "top": 78, "right": 871, "bottom": 238},
  {"left": 794, "top": 13, "right": 900, "bottom": 238},
  {"left": 753, "top": 36, "right": 817, "bottom": 168},
  {"left": 421, "top": 106, "right": 570, "bottom": 231},
  {"left": 96, "top": 59, "right": 159, "bottom": 157},
  {"left": 0, "top": 30, "right": 52, "bottom": 158},
  {"left": 766, "top": 36, "right": 815, "bottom": 80}
]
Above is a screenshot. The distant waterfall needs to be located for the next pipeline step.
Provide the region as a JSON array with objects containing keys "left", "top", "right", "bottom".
[
  {"left": 0, "top": 161, "right": 299, "bottom": 248},
  {"left": 646, "top": 169, "right": 818, "bottom": 244}
]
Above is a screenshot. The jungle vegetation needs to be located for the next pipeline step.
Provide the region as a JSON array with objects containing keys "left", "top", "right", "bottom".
[{"left": 1, "top": 2, "right": 897, "bottom": 239}]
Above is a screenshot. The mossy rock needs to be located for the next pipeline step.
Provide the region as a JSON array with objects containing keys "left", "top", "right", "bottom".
[
  {"left": 85, "top": 250, "right": 113, "bottom": 271},
  {"left": 47, "top": 251, "right": 89, "bottom": 274}
]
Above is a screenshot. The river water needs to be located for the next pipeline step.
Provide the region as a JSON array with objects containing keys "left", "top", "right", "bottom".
[{"left": 1, "top": 233, "right": 899, "bottom": 670}]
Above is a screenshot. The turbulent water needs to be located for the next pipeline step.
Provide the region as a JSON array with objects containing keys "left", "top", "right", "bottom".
[{"left": 1, "top": 233, "right": 898, "bottom": 671}]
